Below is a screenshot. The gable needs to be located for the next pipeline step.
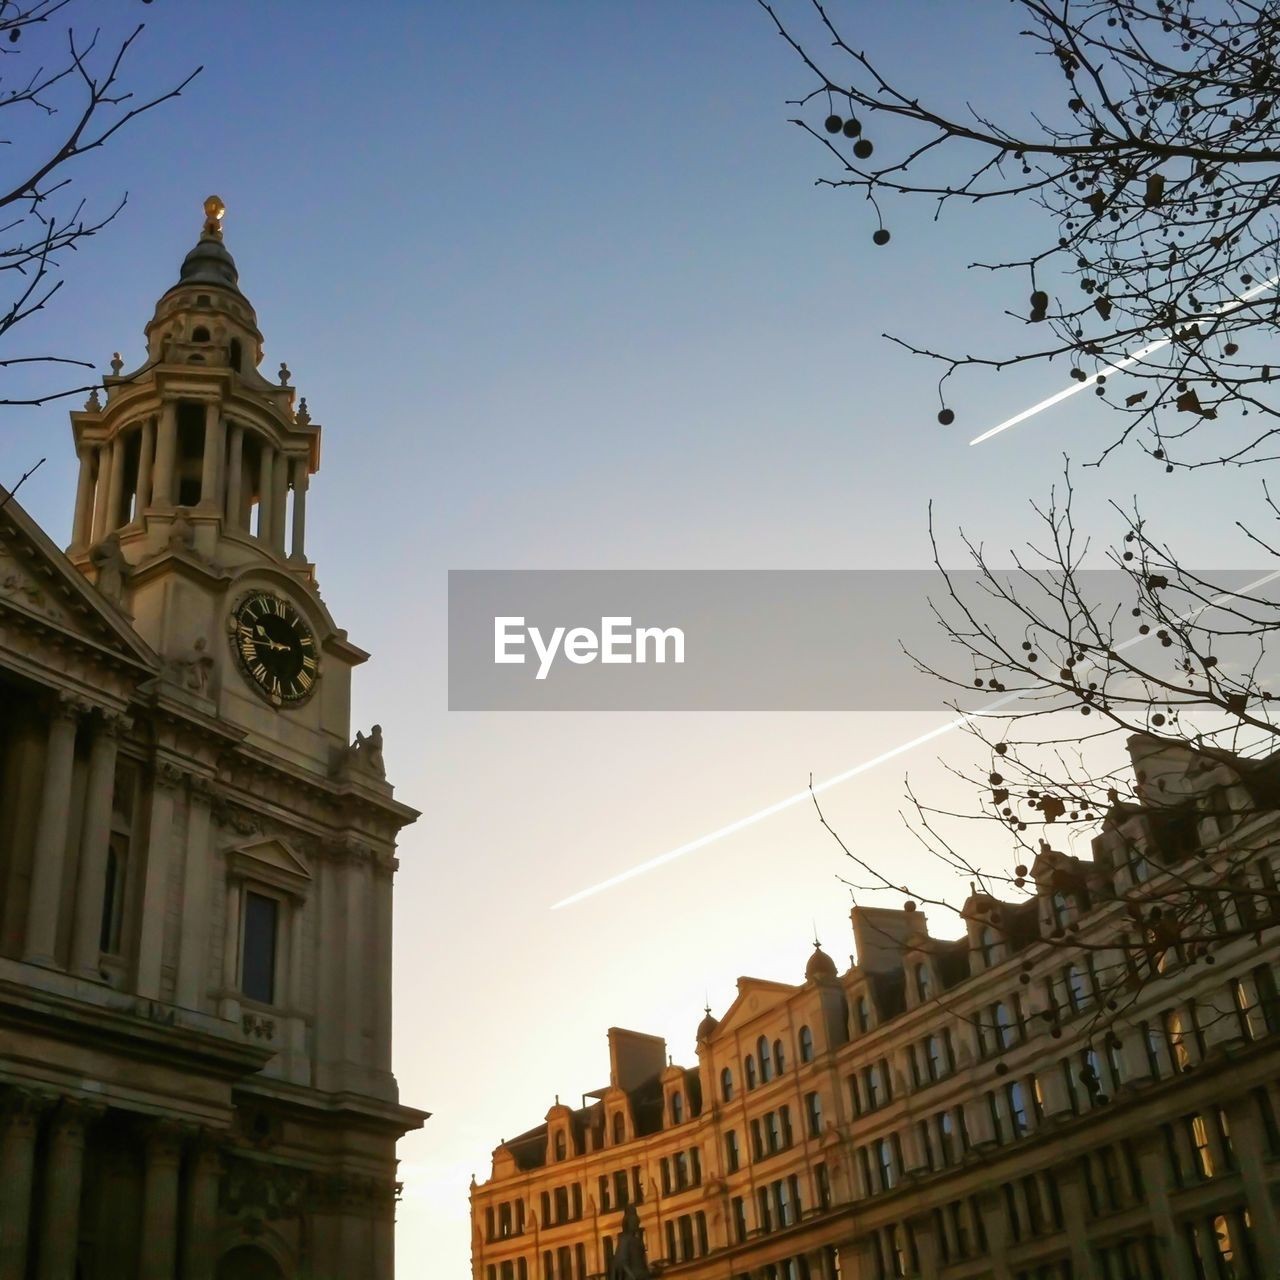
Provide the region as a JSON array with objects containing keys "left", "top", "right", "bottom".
[
  {"left": 0, "top": 489, "right": 158, "bottom": 673},
  {"left": 226, "top": 837, "right": 312, "bottom": 897},
  {"left": 713, "top": 976, "right": 799, "bottom": 1038}
]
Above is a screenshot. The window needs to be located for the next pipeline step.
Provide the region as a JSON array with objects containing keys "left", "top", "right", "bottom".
[
  {"left": 923, "top": 1034, "right": 942, "bottom": 1082},
  {"left": 873, "top": 1138, "right": 896, "bottom": 1191},
  {"left": 917, "top": 1120, "right": 934, "bottom": 1172},
  {"left": 979, "top": 925, "right": 998, "bottom": 967},
  {"left": 855, "top": 995, "right": 871, "bottom": 1033},
  {"left": 915, "top": 962, "right": 932, "bottom": 1003},
  {"left": 758, "top": 1036, "right": 773, "bottom": 1082},
  {"left": 241, "top": 891, "right": 279, "bottom": 1004},
  {"left": 720, "top": 1067, "right": 734, "bottom": 1101},
  {"left": 725, "top": 1130, "right": 740, "bottom": 1172},
  {"left": 614, "top": 1170, "right": 629, "bottom": 1208},
  {"left": 1006, "top": 1082, "right": 1028, "bottom": 1137},
  {"left": 731, "top": 1196, "right": 747, "bottom": 1242},
  {"left": 935, "top": 1110, "right": 955, "bottom": 1166},
  {"left": 1064, "top": 963, "right": 1090, "bottom": 1013},
  {"left": 670, "top": 1091, "right": 684, "bottom": 1125},
  {"left": 612, "top": 1112, "right": 625, "bottom": 1145},
  {"left": 745, "top": 1054, "right": 757, "bottom": 1090},
  {"left": 553, "top": 1131, "right": 567, "bottom": 1162},
  {"left": 799, "top": 1025, "right": 814, "bottom": 1063},
  {"left": 993, "top": 1001, "right": 1015, "bottom": 1050},
  {"left": 773, "top": 1038, "right": 786, "bottom": 1074},
  {"left": 99, "top": 833, "right": 129, "bottom": 955},
  {"left": 806, "top": 1091, "right": 823, "bottom": 1138},
  {"left": 1187, "top": 1113, "right": 1215, "bottom": 1179},
  {"left": 815, "top": 1162, "right": 831, "bottom": 1210}
]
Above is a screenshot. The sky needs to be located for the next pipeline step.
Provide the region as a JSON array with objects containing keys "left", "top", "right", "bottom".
[{"left": 2, "top": 2, "right": 1275, "bottom": 1274}]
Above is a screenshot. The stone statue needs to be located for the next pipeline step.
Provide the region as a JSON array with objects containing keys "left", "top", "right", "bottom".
[
  {"left": 346, "top": 724, "right": 386, "bottom": 778},
  {"left": 610, "top": 1205, "right": 651, "bottom": 1280},
  {"left": 173, "top": 636, "right": 214, "bottom": 694},
  {"left": 89, "top": 532, "right": 128, "bottom": 603}
]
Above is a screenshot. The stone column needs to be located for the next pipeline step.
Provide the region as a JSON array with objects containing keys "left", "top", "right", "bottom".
[
  {"left": 1136, "top": 1136, "right": 1197, "bottom": 1279},
  {"left": 224, "top": 422, "right": 244, "bottom": 530},
  {"left": 139, "top": 1123, "right": 182, "bottom": 1280},
  {"left": 135, "top": 417, "right": 156, "bottom": 517},
  {"left": 36, "top": 1102, "right": 89, "bottom": 1280},
  {"left": 152, "top": 402, "right": 177, "bottom": 508},
  {"left": 69, "top": 715, "right": 122, "bottom": 979},
  {"left": 344, "top": 846, "right": 369, "bottom": 1065},
  {"left": 70, "top": 447, "right": 96, "bottom": 550},
  {"left": 181, "top": 1137, "right": 221, "bottom": 1280},
  {"left": 257, "top": 446, "right": 274, "bottom": 543},
  {"left": 1054, "top": 1164, "right": 1097, "bottom": 1277},
  {"left": 219, "top": 871, "right": 242, "bottom": 1021},
  {"left": 104, "top": 434, "right": 125, "bottom": 534},
  {"left": 271, "top": 449, "right": 289, "bottom": 552},
  {"left": 0, "top": 1093, "right": 45, "bottom": 1280},
  {"left": 372, "top": 861, "right": 394, "bottom": 1074},
  {"left": 134, "top": 764, "right": 179, "bottom": 1000},
  {"left": 199, "top": 403, "right": 223, "bottom": 511},
  {"left": 289, "top": 457, "right": 308, "bottom": 560},
  {"left": 90, "top": 443, "right": 113, "bottom": 542},
  {"left": 1226, "top": 1094, "right": 1280, "bottom": 1270},
  {"left": 23, "top": 700, "right": 80, "bottom": 967},
  {"left": 174, "top": 782, "right": 213, "bottom": 1011}
]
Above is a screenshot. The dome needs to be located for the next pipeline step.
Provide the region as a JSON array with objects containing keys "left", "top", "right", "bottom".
[
  {"left": 164, "top": 195, "right": 244, "bottom": 297},
  {"left": 805, "top": 942, "right": 838, "bottom": 981},
  {"left": 695, "top": 1008, "right": 719, "bottom": 1044}
]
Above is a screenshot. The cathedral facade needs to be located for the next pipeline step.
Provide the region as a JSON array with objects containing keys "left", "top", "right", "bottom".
[{"left": 0, "top": 198, "right": 424, "bottom": 1279}]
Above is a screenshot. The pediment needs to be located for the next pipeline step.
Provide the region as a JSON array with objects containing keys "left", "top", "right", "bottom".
[
  {"left": 0, "top": 488, "right": 157, "bottom": 673},
  {"left": 714, "top": 977, "right": 799, "bottom": 1037},
  {"left": 226, "top": 837, "right": 312, "bottom": 897}
]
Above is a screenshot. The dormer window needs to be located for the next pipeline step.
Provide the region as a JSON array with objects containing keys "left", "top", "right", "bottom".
[
  {"left": 553, "top": 1130, "right": 567, "bottom": 1161},
  {"left": 670, "top": 1091, "right": 684, "bottom": 1124},
  {"left": 612, "top": 1112, "right": 625, "bottom": 1145},
  {"left": 979, "top": 926, "right": 998, "bottom": 967},
  {"left": 1051, "top": 892, "right": 1071, "bottom": 928}
]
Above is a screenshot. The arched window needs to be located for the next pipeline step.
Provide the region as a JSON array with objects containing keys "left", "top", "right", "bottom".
[
  {"left": 773, "top": 1038, "right": 786, "bottom": 1074},
  {"left": 192, "top": 325, "right": 211, "bottom": 343},
  {"left": 720, "top": 1067, "right": 734, "bottom": 1101},
  {"left": 979, "top": 926, "right": 998, "bottom": 967},
  {"left": 745, "top": 1054, "right": 757, "bottom": 1090},
  {"left": 855, "top": 995, "right": 871, "bottom": 1034},
  {"left": 229, "top": 338, "right": 243, "bottom": 372},
  {"left": 554, "top": 1130, "right": 566, "bottom": 1161},
  {"left": 670, "top": 1091, "right": 684, "bottom": 1124},
  {"left": 612, "top": 1112, "right": 625, "bottom": 1145},
  {"left": 798, "top": 1025, "right": 814, "bottom": 1063},
  {"left": 757, "top": 1036, "right": 773, "bottom": 1083},
  {"left": 915, "top": 962, "right": 932, "bottom": 1003}
]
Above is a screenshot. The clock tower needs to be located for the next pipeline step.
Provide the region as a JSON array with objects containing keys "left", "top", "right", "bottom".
[{"left": 0, "top": 199, "right": 424, "bottom": 1278}]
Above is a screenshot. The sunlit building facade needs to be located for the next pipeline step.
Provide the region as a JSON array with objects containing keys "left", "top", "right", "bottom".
[{"left": 472, "top": 734, "right": 1280, "bottom": 1279}]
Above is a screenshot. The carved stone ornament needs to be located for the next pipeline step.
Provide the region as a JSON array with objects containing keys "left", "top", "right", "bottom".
[{"left": 221, "top": 1155, "right": 307, "bottom": 1220}]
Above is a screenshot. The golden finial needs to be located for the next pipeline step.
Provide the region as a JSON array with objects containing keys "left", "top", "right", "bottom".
[{"left": 201, "top": 194, "right": 226, "bottom": 241}]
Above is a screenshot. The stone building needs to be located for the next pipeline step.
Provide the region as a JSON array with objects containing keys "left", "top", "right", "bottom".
[
  {"left": 471, "top": 735, "right": 1280, "bottom": 1280},
  {"left": 0, "top": 198, "right": 425, "bottom": 1279}
]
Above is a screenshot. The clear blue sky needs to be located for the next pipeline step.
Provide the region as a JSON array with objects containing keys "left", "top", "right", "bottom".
[{"left": 2, "top": 3, "right": 1269, "bottom": 1273}]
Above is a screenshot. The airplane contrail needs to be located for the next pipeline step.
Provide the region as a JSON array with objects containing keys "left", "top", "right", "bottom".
[
  {"left": 551, "top": 569, "right": 1280, "bottom": 910},
  {"left": 969, "top": 276, "right": 1279, "bottom": 447}
]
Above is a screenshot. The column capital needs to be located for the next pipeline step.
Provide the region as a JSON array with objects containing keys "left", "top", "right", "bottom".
[
  {"left": 47, "top": 1096, "right": 103, "bottom": 1142},
  {"left": 143, "top": 1117, "right": 187, "bottom": 1163},
  {"left": 52, "top": 690, "right": 91, "bottom": 720},
  {"left": 0, "top": 1086, "right": 55, "bottom": 1132}
]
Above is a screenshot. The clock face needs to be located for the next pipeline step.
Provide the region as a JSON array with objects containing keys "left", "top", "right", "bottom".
[{"left": 229, "top": 591, "right": 318, "bottom": 707}]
